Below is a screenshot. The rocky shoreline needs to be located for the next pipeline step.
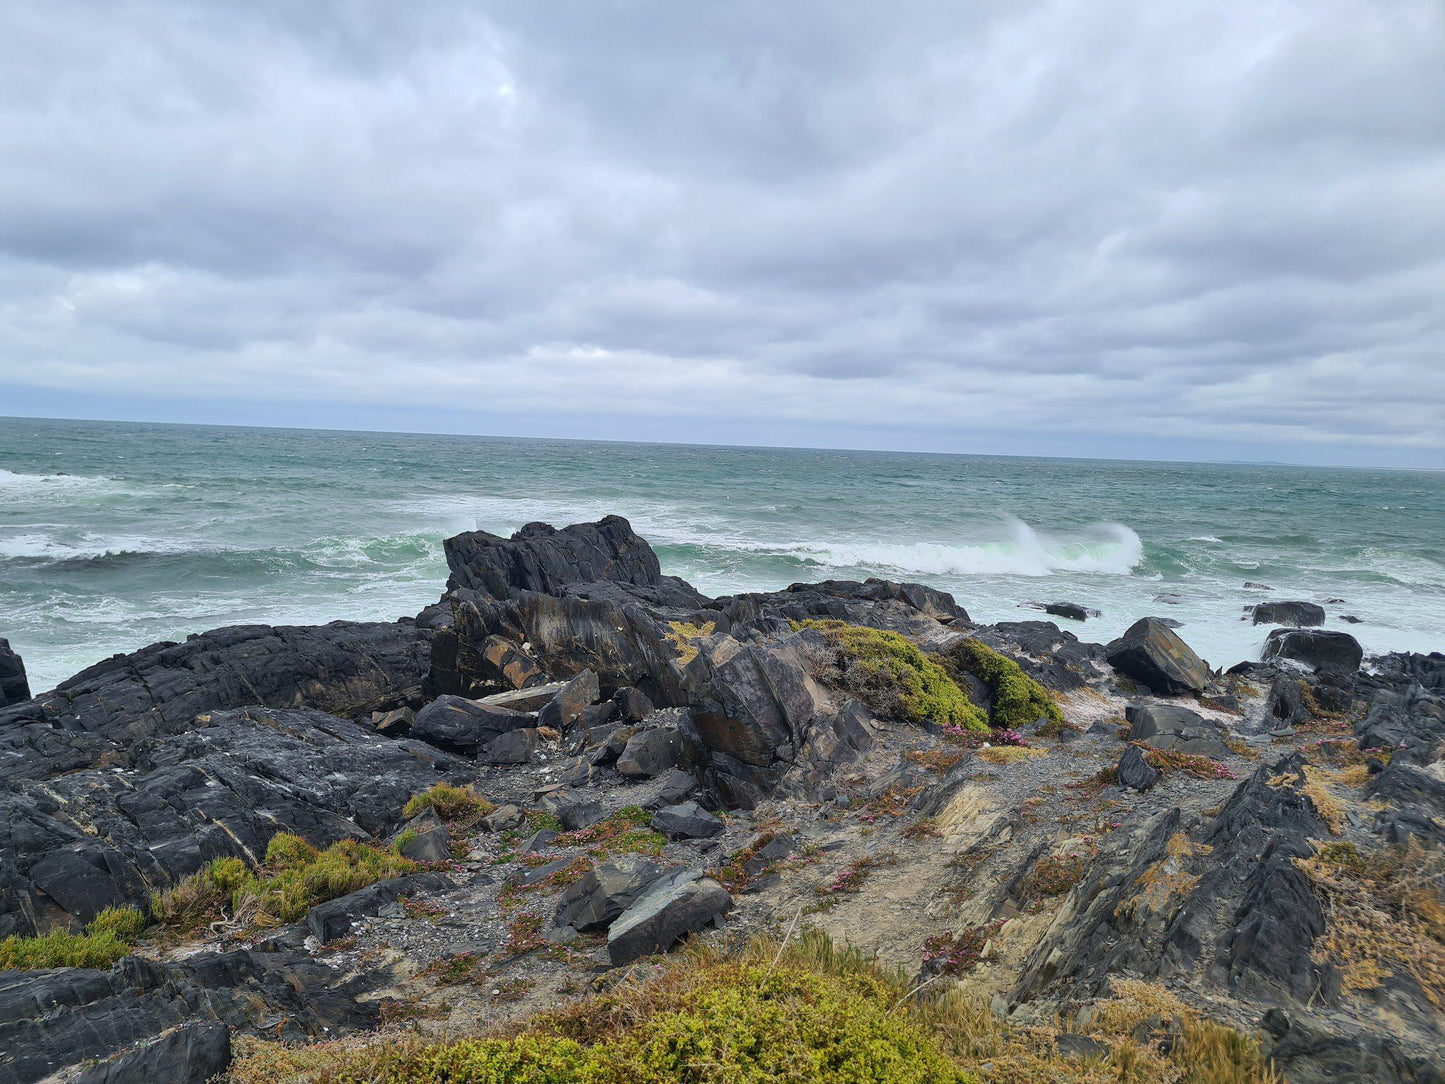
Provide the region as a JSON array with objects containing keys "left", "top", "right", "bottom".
[{"left": 1, "top": 514, "right": 1442, "bottom": 1083}]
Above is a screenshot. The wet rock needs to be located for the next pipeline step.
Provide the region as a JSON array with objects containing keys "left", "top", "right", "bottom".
[
  {"left": 479, "top": 727, "right": 538, "bottom": 765},
  {"left": 1263, "top": 629, "right": 1363, "bottom": 675},
  {"left": 536, "top": 669, "right": 599, "bottom": 732},
  {"left": 411, "top": 695, "right": 532, "bottom": 755},
  {"left": 1251, "top": 601, "right": 1326, "bottom": 627},
  {"left": 1125, "top": 703, "right": 1229, "bottom": 757},
  {"left": 554, "top": 854, "right": 665, "bottom": 932},
  {"left": 651, "top": 801, "right": 724, "bottom": 840},
  {"left": 1105, "top": 618, "right": 1210, "bottom": 694},
  {"left": 1243, "top": 581, "right": 1273, "bottom": 590},
  {"left": 306, "top": 871, "right": 453, "bottom": 942},
  {"left": 1117, "top": 745, "right": 1161, "bottom": 791},
  {"left": 606, "top": 872, "right": 733, "bottom": 965},
  {"left": 0, "top": 638, "right": 30, "bottom": 707},
  {"left": 1042, "top": 602, "right": 1095, "bottom": 622}
]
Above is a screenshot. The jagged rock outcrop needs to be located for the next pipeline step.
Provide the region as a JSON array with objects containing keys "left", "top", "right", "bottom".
[
  {"left": 0, "top": 707, "right": 463, "bottom": 937},
  {"left": 0, "top": 639, "right": 28, "bottom": 708}
]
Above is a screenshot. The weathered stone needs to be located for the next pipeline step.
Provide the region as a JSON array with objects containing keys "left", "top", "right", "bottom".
[
  {"left": 305, "top": 872, "right": 452, "bottom": 943},
  {"left": 558, "top": 800, "right": 606, "bottom": 832},
  {"left": 477, "top": 681, "right": 571, "bottom": 712},
  {"left": 1117, "top": 745, "right": 1161, "bottom": 791},
  {"left": 1106, "top": 618, "right": 1210, "bottom": 694},
  {"left": 480, "top": 635, "right": 544, "bottom": 689},
  {"left": 615, "top": 710, "right": 706, "bottom": 779},
  {"left": 1251, "top": 601, "right": 1326, "bottom": 627},
  {"left": 536, "top": 669, "right": 599, "bottom": 732},
  {"left": 479, "top": 804, "right": 524, "bottom": 833},
  {"left": 479, "top": 727, "right": 539, "bottom": 765},
  {"left": 0, "top": 638, "right": 30, "bottom": 707},
  {"left": 390, "top": 808, "right": 452, "bottom": 863},
  {"left": 410, "top": 695, "right": 532, "bottom": 754},
  {"left": 554, "top": 854, "right": 665, "bottom": 932},
  {"left": 371, "top": 706, "right": 414, "bottom": 737},
  {"left": 613, "top": 686, "right": 654, "bottom": 722},
  {"left": 1264, "top": 629, "right": 1363, "bottom": 675},
  {"left": 72, "top": 1021, "right": 232, "bottom": 1084},
  {"left": 606, "top": 872, "right": 733, "bottom": 964},
  {"left": 1125, "top": 703, "right": 1229, "bottom": 757},
  {"left": 651, "top": 801, "right": 724, "bottom": 840}
]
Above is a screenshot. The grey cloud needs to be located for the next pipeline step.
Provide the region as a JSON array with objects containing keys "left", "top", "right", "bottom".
[{"left": 0, "top": 0, "right": 1442, "bottom": 465}]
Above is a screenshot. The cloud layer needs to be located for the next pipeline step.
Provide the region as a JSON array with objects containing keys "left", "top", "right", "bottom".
[{"left": 2, "top": 1, "right": 1443, "bottom": 464}]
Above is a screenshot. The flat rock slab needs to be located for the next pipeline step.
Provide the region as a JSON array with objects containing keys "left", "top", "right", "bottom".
[
  {"left": 1126, "top": 702, "right": 1229, "bottom": 757},
  {"left": 73, "top": 1022, "right": 231, "bottom": 1084}
]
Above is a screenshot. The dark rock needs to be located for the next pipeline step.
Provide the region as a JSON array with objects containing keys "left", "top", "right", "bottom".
[
  {"left": 479, "top": 804, "right": 524, "bottom": 833},
  {"left": 479, "top": 727, "right": 539, "bottom": 765},
  {"left": 1257, "top": 676, "right": 1306, "bottom": 734},
  {"left": 1251, "top": 601, "right": 1326, "bottom": 627},
  {"left": 651, "top": 801, "right": 724, "bottom": 840},
  {"left": 410, "top": 695, "right": 532, "bottom": 754},
  {"left": 606, "top": 872, "right": 733, "bottom": 964},
  {"left": 536, "top": 669, "right": 599, "bottom": 732},
  {"left": 0, "top": 638, "right": 30, "bottom": 707},
  {"left": 1263, "top": 629, "right": 1363, "bottom": 675},
  {"left": 72, "top": 1021, "right": 232, "bottom": 1084},
  {"left": 613, "top": 686, "right": 654, "bottom": 722},
  {"left": 390, "top": 809, "right": 451, "bottom": 863},
  {"left": 1042, "top": 602, "right": 1094, "bottom": 622},
  {"left": 1105, "top": 618, "right": 1210, "bottom": 694},
  {"left": 616, "top": 710, "right": 707, "bottom": 779},
  {"left": 553, "top": 854, "right": 665, "bottom": 932},
  {"left": 558, "top": 800, "right": 606, "bottom": 832},
  {"left": 478, "top": 681, "right": 571, "bottom": 712},
  {"left": 1340, "top": 614, "right": 1363, "bottom": 624},
  {"left": 1125, "top": 703, "right": 1228, "bottom": 757},
  {"left": 1117, "top": 745, "right": 1161, "bottom": 791},
  {"left": 653, "top": 768, "right": 700, "bottom": 806},
  {"left": 1243, "top": 582, "right": 1273, "bottom": 590},
  {"left": 478, "top": 635, "right": 545, "bottom": 690},
  {"left": 306, "top": 872, "right": 452, "bottom": 942},
  {"left": 518, "top": 829, "right": 558, "bottom": 853},
  {"left": 371, "top": 706, "right": 413, "bottom": 737},
  {"left": 0, "top": 706, "right": 462, "bottom": 937}
]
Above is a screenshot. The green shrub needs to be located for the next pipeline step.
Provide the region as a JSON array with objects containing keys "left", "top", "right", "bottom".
[
  {"left": 798, "top": 620, "right": 987, "bottom": 732},
  {"left": 404, "top": 782, "right": 495, "bottom": 826},
  {"left": 940, "top": 639, "right": 1064, "bottom": 730},
  {"left": 0, "top": 905, "right": 147, "bottom": 970}
]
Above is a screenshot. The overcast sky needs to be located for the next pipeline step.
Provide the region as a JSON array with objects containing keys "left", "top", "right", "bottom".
[{"left": 1, "top": 2, "right": 1442, "bottom": 466}]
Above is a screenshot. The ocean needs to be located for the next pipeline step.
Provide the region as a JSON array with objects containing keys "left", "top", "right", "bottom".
[{"left": 1, "top": 416, "right": 1441, "bottom": 693}]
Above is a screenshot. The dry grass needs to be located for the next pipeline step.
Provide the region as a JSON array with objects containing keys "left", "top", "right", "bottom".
[
  {"left": 664, "top": 620, "right": 715, "bottom": 665},
  {"left": 978, "top": 745, "right": 1048, "bottom": 766},
  {"left": 403, "top": 782, "right": 494, "bottom": 827},
  {"left": 1299, "top": 840, "right": 1445, "bottom": 1005}
]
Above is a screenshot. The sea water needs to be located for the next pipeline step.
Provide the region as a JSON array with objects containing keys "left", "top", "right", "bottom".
[{"left": 2, "top": 416, "right": 1441, "bottom": 692}]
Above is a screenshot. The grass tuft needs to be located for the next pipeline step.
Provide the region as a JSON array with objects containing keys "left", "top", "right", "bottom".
[
  {"left": 404, "top": 782, "right": 495, "bottom": 827},
  {"left": 939, "top": 639, "right": 1066, "bottom": 730},
  {"left": 0, "top": 905, "right": 148, "bottom": 971}
]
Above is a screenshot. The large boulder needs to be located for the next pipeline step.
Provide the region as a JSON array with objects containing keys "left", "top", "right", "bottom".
[
  {"left": 554, "top": 854, "right": 665, "bottom": 932},
  {"left": 650, "top": 801, "right": 724, "bottom": 840},
  {"left": 1251, "top": 601, "right": 1326, "bottom": 627},
  {"left": 536, "top": 669, "right": 599, "bottom": 732},
  {"left": 1106, "top": 618, "right": 1210, "bottom": 694},
  {"left": 410, "top": 695, "right": 532, "bottom": 755},
  {"left": 0, "top": 638, "right": 29, "bottom": 707},
  {"left": 1264, "top": 629, "right": 1363, "bottom": 675},
  {"left": 606, "top": 872, "right": 733, "bottom": 964},
  {"left": 615, "top": 709, "right": 708, "bottom": 779}
]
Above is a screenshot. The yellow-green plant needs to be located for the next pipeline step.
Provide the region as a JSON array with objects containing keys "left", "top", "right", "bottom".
[
  {"left": 0, "top": 905, "right": 147, "bottom": 971},
  {"left": 941, "top": 638, "right": 1064, "bottom": 730}
]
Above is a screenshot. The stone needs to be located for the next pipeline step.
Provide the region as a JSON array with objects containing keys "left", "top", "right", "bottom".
[
  {"left": 479, "top": 727, "right": 539, "bottom": 765},
  {"left": 479, "top": 804, "right": 524, "bottom": 833},
  {"left": 613, "top": 686, "right": 654, "bottom": 723},
  {"left": 1117, "top": 745, "right": 1161, "bottom": 791},
  {"left": 606, "top": 872, "right": 733, "bottom": 965},
  {"left": 553, "top": 854, "right": 665, "bottom": 932},
  {"left": 72, "top": 1021, "right": 232, "bottom": 1084},
  {"left": 615, "top": 710, "right": 706, "bottom": 779},
  {"left": 478, "top": 681, "right": 570, "bottom": 712},
  {"left": 1125, "top": 703, "right": 1229, "bottom": 757},
  {"left": 1043, "top": 602, "right": 1094, "bottom": 622},
  {"left": 305, "top": 872, "right": 452, "bottom": 943},
  {"left": 536, "top": 669, "right": 600, "bottom": 732},
  {"left": 1105, "top": 618, "right": 1210, "bottom": 694},
  {"left": 390, "top": 809, "right": 451, "bottom": 863},
  {"left": 653, "top": 768, "right": 700, "bottom": 806},
  {"left": 480, "top": 635, "right": 544, "bottom": 689},
  {"left": 650, "top": 801, "right": 724, "bottom": 840},
  {"left": 371, "top": 706, "right": 413, "bottom": 737},
  {"left": 411, "top": 695, "right": 533, "bottom": 754},
  {"left": 518, "top": 829, "right": 558, "bottom": 853},
  {"left": 1263, "top": 629, "right": 1363, "bottom": 675},
  {"left": 1250, "top": 601, "right": 1326, "bottom": 627},
  {"left": 558, "top": 800, "right": 606, "bottom": 832},
  {"left": 0, "top": 638, "right": 30, "bottom": 707}
]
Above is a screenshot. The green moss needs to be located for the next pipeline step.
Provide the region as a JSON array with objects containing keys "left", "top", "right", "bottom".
[
  {"left": 403, "top": 782, "right": 495, "bottom": 826},
  {"left": 0, "top": 905, "right": 146, "bottom": 970},
  {"left": 798, "top": 620, "right": 988, "bottom": 732},
  {"left": 153, "top": 835, "right": 416, "bottom": 933},
  {"left": 940, "top": 639, "right": 1064, "bottom": 730}
]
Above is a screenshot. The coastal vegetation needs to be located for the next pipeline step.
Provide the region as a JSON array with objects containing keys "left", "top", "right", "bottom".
[{"left": 0, "top": 905, "right": 146, "bottom": 970}]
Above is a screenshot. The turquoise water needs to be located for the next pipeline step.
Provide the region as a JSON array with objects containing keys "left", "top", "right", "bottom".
[{"left": 2, "top": 416, "right": 1442, "bottom": 692}]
